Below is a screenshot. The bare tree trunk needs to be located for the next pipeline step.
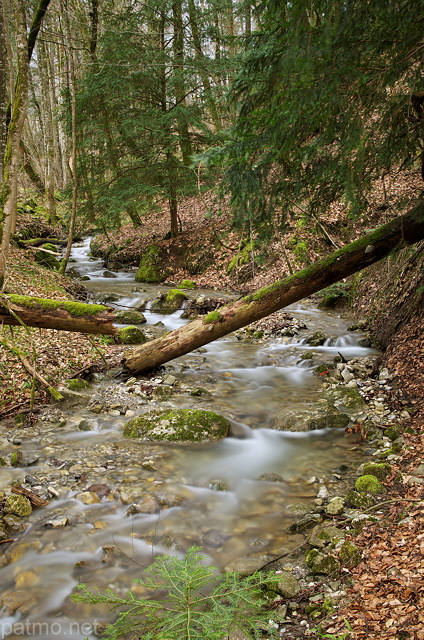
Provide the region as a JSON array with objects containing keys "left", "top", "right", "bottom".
[
  {"left": 0, "top": 0, "right": 51, "bottom": 288},
  {"left": 0, "top": 0, "right": 29, "bottom": 287},
  {"left": 0, "top": 2, "right": 7, "bottom": 184},
  {"left": 122, "top": 201, "right": 424, "bottom": 374},
  {"left": 59, "top": 0, "right": 77, "bottom": 274}
]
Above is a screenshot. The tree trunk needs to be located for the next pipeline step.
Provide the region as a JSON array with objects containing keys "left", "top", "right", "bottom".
[
  {"left": 0, "top": 0, "right": 51, "bottom": 288},
  {"left": 59, "top": 0, "right": 78, "bottom": 275},
  {"left": 172, "top": 0, "right": 192, "bottom": 165},
  {"left": 0, "top": 0, "right": 30, "bottom": 288},
  {"left": 187, "top": 0, "right": 222, "bottom": 132},
  {"left": 123, "top": 201, "right": 424, "bottom": 374},
  {"left": 0, "top": 3, "right": 7, "bottom": 184},
  {"left": 0, "top": 295, "right": 119, "bottom": 334}
]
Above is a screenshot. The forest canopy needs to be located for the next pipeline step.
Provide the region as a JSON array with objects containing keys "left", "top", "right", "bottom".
[{"left": 216, "top": 0, "right": 423, "bottom": 237}]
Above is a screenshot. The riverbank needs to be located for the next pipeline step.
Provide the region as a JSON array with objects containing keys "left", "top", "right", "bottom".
[{"left": 0, "top": 203, "right": 422, "bottom": 639}]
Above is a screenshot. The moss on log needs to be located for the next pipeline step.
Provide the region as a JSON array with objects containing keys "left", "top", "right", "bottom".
[{"left": 123, "top": 201, "right": 424, "bottom": 374}]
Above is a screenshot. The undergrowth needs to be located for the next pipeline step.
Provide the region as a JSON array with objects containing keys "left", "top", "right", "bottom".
[{"left": 72, "top": 546, "right": 281, "bottom": 640}]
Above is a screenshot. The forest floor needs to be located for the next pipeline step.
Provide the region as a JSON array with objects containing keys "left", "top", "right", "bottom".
[{"left": 0, "top": 172, "right": 423, "bottom": 638}]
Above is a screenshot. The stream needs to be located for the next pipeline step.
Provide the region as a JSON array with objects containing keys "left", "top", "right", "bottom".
[{"left": 0, "top": 238, "right": 380, "bottom": 639}]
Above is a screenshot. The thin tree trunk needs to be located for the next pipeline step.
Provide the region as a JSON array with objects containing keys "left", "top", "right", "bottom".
[
  {"left": 172, "top": 0, "right": 192, "bottom": 164},
  {"left": 0, "top": 0, "right": 51, "bottom": 288},
  {"left": 187, "top": 0, "right": 222, "bottom": 131},
  {"left": 0, "top": 3, "right": 7, "bottom": 184},
  {"left": 59, "top": 0, "right": 78, "bottom": 274},
  {"left": 122, "top": 201, "right": 424, "bottom": 373},
  {"left": 0, "top": 0, "right": 30, "bottom": 288}
]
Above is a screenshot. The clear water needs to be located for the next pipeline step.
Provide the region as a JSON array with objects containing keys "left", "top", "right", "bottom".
[{"left": 0, "top": 238, "right": 378, "bottom": 638}]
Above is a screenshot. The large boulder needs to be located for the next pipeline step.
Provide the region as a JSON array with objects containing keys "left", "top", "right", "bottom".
[
  {"left": 150, "top": 289, "right": 188, "bottom": 314},
  {"left": 123, "top": 409, "right": 230, "bottom": 443},
  {"left": 135, "top": 244, "right": 168, "bottom": 283}
]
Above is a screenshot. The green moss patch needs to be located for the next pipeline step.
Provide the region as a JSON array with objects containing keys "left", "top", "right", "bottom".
[
  {"left": 362, "top": 462, "right": 392, "bottom": 480},
  {"left": 179, "top": 279, "right": 196, "bottom": 289},
  {"left": 118, "top": 326, "right": 147, "bottom": 344},
  {"left": 123, "top": 409, "right": 230, "bottom": 442},
  {"left": 8, "top": 295, "right": 108, "bottom": 317},
  {"left": 135, "top": 244, "right": 168, "bottom": 283},
  {"left": 355, "top": 474, "right": 386, "bottom": 495},
  {"left": 114, "top": 310, "right": 147, "bottom": 324},
  {"left": 203, "top": 310, "right": 222, "bottom": 324},
  {"left": 65, "top": 378, "right": 91, "bottom": 391},
  {"left": 151, "top": 289, "right": 188, "bottom": 314}
]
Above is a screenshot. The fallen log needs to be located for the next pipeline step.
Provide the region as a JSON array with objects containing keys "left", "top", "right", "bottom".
[
  {"left": 0, "top": 295, "right": 118, "bottom": 335},
  {"left": 122, "top": 201, "right": 424, "bottom": 374}
]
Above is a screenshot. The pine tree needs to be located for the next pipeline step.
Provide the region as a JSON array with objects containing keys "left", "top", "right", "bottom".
[{"left": 219, "top": 0, "right": 423, "bottom": 237}]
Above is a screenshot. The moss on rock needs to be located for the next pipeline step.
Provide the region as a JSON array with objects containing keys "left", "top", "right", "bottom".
[
  {"left": 384, "top": 424, "right": 404, "bottom": 441},
  {"left": 325, "top": 387, "right": 366, "bottom": 412},
  {"left": 35, "top": 243, "right": 60, "bottom": 271},
  {"left": 4, "top": 495, "right": 32, "bottom": 517},
  {"left": 135, "top": 244, "right": 168, "bottom": 283},
  {"left": 151, "top": 289, "right": 188, "bottom": 314},
  {"left": 65, "top": 378, "right": 91, "bottom": 391},
  {"left": 179, "top": 279, "right": 196, "bottom": 289},
  {"left": 362, "top": 462, "right": 392, "bottom": 480},
  {"left": 114, "top": 310, "right": 147, "bottom": 324},
  {"left": 307, "top": 413, "right": 351, "bottom": 430},
  {"left": 309, "top": 524, "right": 345, "bottom": 549},
  {"left": 123, "top": 409, "right": 230, "bottom": 442},
  {"left": 338, "top": 540, "right": 362, "bottom": 568},
  {"left": 307, "top": 330, "right": 327, "bottom": 346},
  {"left": 355, "top": 474, "right": 386, "bottom": 495},
  {"left": 305, "top": 549, "right": 340, "bottom": 575},
  {"left": 118, "top": 326, "right": 147, "bottom": 344},
  {"left": 345, "top": 490, "right": 375, "bottom": 509}
]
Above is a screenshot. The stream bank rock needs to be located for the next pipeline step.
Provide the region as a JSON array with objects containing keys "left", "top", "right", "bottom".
[{"left": 123, "top": 409, "right": 230, "bottom": 442}]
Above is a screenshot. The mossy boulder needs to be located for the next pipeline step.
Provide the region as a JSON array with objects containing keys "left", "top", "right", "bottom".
[
  {"left": 65, "top": 378, "right": 91, "bottom": 391},
  {"left": 114, "top": 310, "right": 147, "bottom": 324},
  {"left": 179, "top": 279, "right": 196, "bottom": 289},
  {"left": 362, "top": 462, "right": 392, "bottom": 480},
  {"left": 226, "top": 241, "right": 255, "bottom": 278},
  {"left": 135, "top": 244, "right": 168, "bottom": 283},
  {"left": 190, "top": 387, "right": 211, "bottom": 397},
  {"left": 345, "top": 490, "right": 375, "bottom": 509},
  {"left": 34, "top": 243, "right": 60, "bottom": 270},
  {"left": 306, "top": 330, "right": 327, "bottom": 346},
  {"left": 151, "top": 289, "right": 188, "bottom": 314},
  {"left": 338, "top": 541, "right": 362, "bottom": 568},
  {"left": 309, "top": 524, "right": 345, "bottom": 549},
  {"left": 305, "top": 549, "right": 340, "bottom": 575},
  {"left": 355, "top": 474, "right": 386, "bottom": 495},
  {"left": 4, "top": 495, "right": 32, "bottom": 517},
  {"left": 118, "top": 326, "right": 147, "bottom": 344},
  {"left": 272, "top": 571, "right": 301, "bottom": 598},
  {"left": 306, "top": 412, "right": 351, "bottom": 430},
  {"left": 123, "top": 409, "right": 230, "bottom": 443},
  {"left": 384, "top": 424, "right": 404, "bottom": 441}
]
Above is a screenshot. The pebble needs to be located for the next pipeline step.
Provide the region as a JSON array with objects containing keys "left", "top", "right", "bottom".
[{"left": 317, "top": 486, "right": 329, "bottom": 499}]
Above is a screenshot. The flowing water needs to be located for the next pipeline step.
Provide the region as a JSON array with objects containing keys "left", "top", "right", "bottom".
[{"left": 0, "top": 238, "right": 378, "bottom": 638}]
